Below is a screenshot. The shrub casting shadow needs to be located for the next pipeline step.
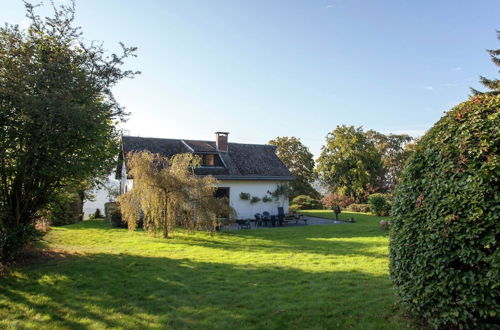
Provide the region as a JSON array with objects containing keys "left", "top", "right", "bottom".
[{"left": 1, "top": 253, "right": 397, "bottom": 329}]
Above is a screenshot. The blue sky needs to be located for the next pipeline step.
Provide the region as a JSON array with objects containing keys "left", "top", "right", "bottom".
[{"left": 2, "top": 0, "right": 499, "bottom": 157}]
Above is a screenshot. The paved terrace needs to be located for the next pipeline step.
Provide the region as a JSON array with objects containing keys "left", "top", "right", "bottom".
[{"left": 225, "top": 215, "right": 346, "bottom": 230}]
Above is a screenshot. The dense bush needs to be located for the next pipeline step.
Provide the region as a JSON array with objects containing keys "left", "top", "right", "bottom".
[
  {"left": 368, "top": 193, "right": 390, "bottom": 216},
  {"left": 45, "top": 189, "right": 82, "bottom": 226},
  {"left": 104, "top": 202, "right": 115, "bottom": 221},
  {"left": 390, "top": 95, "right": 499, "bottom": 329},
  {"left": 94, "top": 208, "right": 103, "bottom": 219},
  {"left": 105, "top": 202, "right": 127, "bottom": 228},
  {"left": 288, "top": 204, "right": 300, "bottom": 212},
  {"left": 346, "top": 204, "right": 370, "bottom": 213},
  {"left": 291, "top": 195, "right": 321, "bottom": 210},
  {"left": 321, "top": 192, "right": 355, "bottom": 209}
]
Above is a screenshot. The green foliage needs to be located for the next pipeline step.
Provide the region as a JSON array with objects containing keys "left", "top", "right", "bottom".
[
  {"left": 0, "top": 2, "right": 137, "bottom": 261},
  {"left": 262, "top": 196, "right": 272, "bottom": 203},
  {"left": 239, "top": 192, "right": 250, "bottom": 200},
  {"left": 291, "top": 195, "right": 321, "bottom": 210},
  {"left": 320, "top": 192, "right": 356, "bottom": 209},
  {"left": 368, "top": 193, "right": 390, "bottom": 216},
  {"left": 118, "top": 152, "right": 234, "bottom": 237},
  {"left": 288, "top": 204, "right": 300, "bottom": 211},
  {"left": 104, "top": 202, "right": 117, "bottom": 222},
  {"left": 45, "top": 187, "right": 82, "bottom": 226},
  {"left": 365, "top": 130, "right": 414, "bottom": 191},
  {"left": 316, "top": 126, "right": 383, "bottom": 199},
  {"left": 250, "top": 196, "right": 261, "bottom": 204},
  {"left": 94, "top": 209, "right": 102, "bottom": 219},
  {"left": 346, "top": 204, "right": 370, "bottom": 213},
  {"left": 109, "top": 205, "right": 126, "bottom": 228},
  {"left": 0, "top": 224, "right": 43, "bottom": 262},
  {"left": 390, "top": 95, "right": 500, "bottom": 329},
  {"left": 471, "top": 31, "right": 500, "bottom": 95},
  {"left": 269, "top": 136, "right": 319, "bottom": 199}
]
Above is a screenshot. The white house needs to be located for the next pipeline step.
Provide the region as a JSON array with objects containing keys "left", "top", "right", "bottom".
[{"left": 117, "top": 132, "right": 295, "bottom": 219}]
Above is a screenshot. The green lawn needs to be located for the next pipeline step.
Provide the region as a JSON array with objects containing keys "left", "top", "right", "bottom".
[{"left": 0, "top": 211, "right": 411, "bottom": 329}]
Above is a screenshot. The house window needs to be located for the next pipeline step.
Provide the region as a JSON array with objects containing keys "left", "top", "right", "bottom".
[
  {"left": 199, "top": 154, "right": 223, "bottom": 167},
  {"left": 214, "top": 187, "right": 230, "bottom": 199},
  {"left": 205, "top": 154, "right": 215, "bottom": 166}
]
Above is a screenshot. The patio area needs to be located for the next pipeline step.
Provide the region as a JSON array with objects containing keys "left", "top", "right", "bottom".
[{"left": 224, "top": 215, "right": 346, "bottom": 230}]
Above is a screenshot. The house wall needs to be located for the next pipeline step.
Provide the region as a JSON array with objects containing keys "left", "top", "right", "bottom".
[
  {"left": 120, "top": 162, "right": 134, "bottom": 194},
  {"left": 217, "top": 180, "right": 289, "bottom": 219},
  {"left": 82, "top": 174, "right": 120, "bottom": 219},
  {"left": 120, "top": 177, "right": 289, "bottom": 219}
]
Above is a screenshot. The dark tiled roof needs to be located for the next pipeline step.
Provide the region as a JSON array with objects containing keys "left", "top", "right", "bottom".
[
  {"left": 183, "top": 140, "right": 216, "bottom": 152},
  {"left": 119, "top": 136, "right": 294, "bottom": 181}
]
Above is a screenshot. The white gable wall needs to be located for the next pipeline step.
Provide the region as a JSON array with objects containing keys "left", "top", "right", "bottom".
[{"left": 218, "top": 180, "right": 289, "bottom": 219}]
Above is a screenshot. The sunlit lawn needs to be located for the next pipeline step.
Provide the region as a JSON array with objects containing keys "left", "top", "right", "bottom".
[{"left": 0, "top": 210, "right": 412, "bottom": 329}]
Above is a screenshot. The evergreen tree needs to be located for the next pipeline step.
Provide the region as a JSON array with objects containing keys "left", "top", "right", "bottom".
[{"left": 471, "top": 30, "right": 500, "bottom": 95}]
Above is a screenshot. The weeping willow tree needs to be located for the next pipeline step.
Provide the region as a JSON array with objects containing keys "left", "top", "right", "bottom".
[{"left": 118, "top": 151, "right": 234, "bottom": 237}]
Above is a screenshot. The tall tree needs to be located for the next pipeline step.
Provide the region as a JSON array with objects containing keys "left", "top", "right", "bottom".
[
  {"left": 0, "top": 1, "right": 138, "bottom": 261},
  {"left": 269, "top": 136, "right": 319, "bottom": 199},
  {"left": 118, "top": 151, "right": 233, "bottom": 237},
  {"left": 471, "top": 30, "right": 500, "bottom": 95},
  {"left": 365, "top": 130, "right": 414, "bottom": 191},
  {"left": 316, "top": 126, "right": 383, "bottom": 200}
]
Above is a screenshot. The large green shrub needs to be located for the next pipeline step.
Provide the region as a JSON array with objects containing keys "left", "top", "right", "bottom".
[
  {"left": 390, "top": 95, "right": 499, "bottom": 329},
  {"left": 105, "top": 202, "right": 127, "bottom": 228},
  {"left": 45, "top": 189, "right": 82, "bottom": 226},
  {"left": 291, "top": 195, "right": 321, "bottom": 210},
  {"left": 368, "top": 193, "right": 390, "bottom": 216}
]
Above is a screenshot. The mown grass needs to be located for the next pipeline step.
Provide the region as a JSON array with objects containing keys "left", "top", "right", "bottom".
[{"left": 0, "top": 211, "right": 410, "bottom": 329}]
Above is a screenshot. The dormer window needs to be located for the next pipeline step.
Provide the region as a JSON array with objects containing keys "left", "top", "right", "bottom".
[{"left": 199, "top": 153, "right": 223, "bottom": 167}]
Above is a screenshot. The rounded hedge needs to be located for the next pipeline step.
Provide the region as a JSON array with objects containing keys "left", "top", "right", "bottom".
[
  {"left": 390, "top": 95, "right": 499, "bottom": 329},
  {"left": 368, "top": 193, "right": 390, "bottom": 216}
]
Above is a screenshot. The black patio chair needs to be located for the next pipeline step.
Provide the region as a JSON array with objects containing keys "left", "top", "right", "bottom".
[
  {"left": 277, "top": 207, "right": 285, "bottom": 226},
  {"left": 270, "top": 215, "right": 277, "bottom": 227},
  {"left": 254, "top": 213, "right": 262, "bottom": 227},
  {"left": 262, "top": 211, "right": 271, "bottom": 227}
]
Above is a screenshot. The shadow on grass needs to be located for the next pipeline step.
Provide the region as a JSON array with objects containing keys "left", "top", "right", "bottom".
[{"left": 0, "top": 253, "right": 401, "bottom": 329}]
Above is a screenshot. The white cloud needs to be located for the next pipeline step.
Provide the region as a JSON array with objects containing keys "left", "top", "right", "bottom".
[
  {"left": 326, "top": 4, "right": 334, "bottom": 8},
  {"left": 424, "top": 85, "right": 434, "bottom": 91},
  {"left": 453, "top": 66, "right": 462, "bottom": 71}
]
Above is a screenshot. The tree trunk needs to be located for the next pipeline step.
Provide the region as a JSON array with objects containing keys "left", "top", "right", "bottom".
[{"left": 162, "top": 202, "right": 168, "bottom": 238}]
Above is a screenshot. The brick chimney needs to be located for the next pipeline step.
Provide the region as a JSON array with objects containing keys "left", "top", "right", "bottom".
[{"left": 215, "top": 132, "right": 229, "bottom": 152}]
